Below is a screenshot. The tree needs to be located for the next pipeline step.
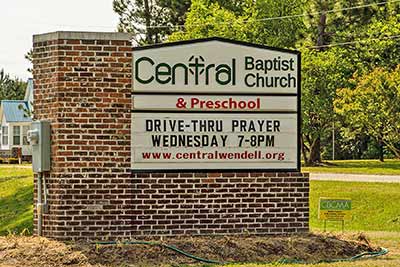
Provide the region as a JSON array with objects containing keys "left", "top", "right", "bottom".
[
  {"left": 334, "top": 66, "right": 400, "bottom": 159},
  {"left": 168, "top": 0, "right": 249, "bottom": 42},
  {"left": 0, "top": 69, "right": 26, "bottom": 101},
  {"left": 299, "top": 1, "right": 400, "bottom": 164},
  {"left": 300, "top": 48, "right": 352, "bottom": 165},
  {"left": 330, "top": 15, "right": 400, "bottom": 161},
  {"left": 168, "top": 0, "right": 305, "bottom": 48},
  {"left": 112, "top": 0, "right": 191, "bottom": 45}
]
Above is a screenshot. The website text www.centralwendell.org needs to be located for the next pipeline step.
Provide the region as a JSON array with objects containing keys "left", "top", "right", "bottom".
[{"left": 139, "top": 115, "right": 287, "bottom": 162}]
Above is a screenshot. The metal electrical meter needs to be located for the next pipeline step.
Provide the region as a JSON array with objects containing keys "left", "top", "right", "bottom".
[{"left": 28, "top": 121, "right": 51, "bottom": 172}]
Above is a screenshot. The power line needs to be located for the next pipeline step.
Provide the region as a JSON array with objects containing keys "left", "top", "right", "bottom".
[
  {"left": 28, "top": 0, "right": 400, "bottom": 30},
  {"left": 257, "top": 0, "right": 400, "bottom": 23},
  {"left": 307, "top": 34, "right": 400, "bottom": 49},
  {"left": 142, "top": 0, "right": 400, "bottom": 29}
]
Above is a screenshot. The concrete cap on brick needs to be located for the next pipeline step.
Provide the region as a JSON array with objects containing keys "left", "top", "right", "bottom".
[{"left": 33, "top": 31, "right": 132, "bottom": 43}]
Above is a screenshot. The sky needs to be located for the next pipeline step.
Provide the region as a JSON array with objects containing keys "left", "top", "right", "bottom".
[{"left": 0, "top": 0, "right": 120, "bottom": 80}]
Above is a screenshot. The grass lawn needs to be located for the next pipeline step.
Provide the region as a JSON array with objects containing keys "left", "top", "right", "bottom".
[
  {"left": 302, "top": 159, "right": 400, "bottom": 175},
  {"left": 0, "top": 164, "right": 33, "bottom": 235}
]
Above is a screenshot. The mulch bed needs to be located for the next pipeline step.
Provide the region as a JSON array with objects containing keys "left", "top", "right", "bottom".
[{"left": 0, "top": 233, "right": 377, "bottom": 267}]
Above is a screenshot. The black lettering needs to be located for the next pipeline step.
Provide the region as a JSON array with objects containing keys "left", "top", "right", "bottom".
[{"left": 135, "top": 57, "right": 154, "bottom": 84}]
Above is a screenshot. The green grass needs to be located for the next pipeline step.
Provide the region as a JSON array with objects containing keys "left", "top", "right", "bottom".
[
  {"left": 0, "top": 165, "right": 33, "bottom": 235},
  {"left": 302, "top": 159, "right": 400, "bottom": 175}
]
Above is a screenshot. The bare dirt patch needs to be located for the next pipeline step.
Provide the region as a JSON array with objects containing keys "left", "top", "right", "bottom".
[{"left": 0, "top": 233, "right": 378, "bottom": 267}]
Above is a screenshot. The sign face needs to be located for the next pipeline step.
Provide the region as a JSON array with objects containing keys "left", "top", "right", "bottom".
[
  {"left": 318, "top": 198, "right": 352, "bottom": 221},
  {"left": 131, "top": 37, "right": 300, "bottom": 172},
  {"left": 133, "top": 40, "right": 298, "bottom": 94}
]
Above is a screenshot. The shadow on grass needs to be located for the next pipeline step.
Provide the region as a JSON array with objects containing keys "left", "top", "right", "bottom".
[{"left": 0, "top": 183, "right": 33, "bottom": 235}]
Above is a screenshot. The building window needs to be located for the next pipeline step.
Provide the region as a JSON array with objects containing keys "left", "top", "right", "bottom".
[
  {"left": 22, "top": 125, "right": 30, "bottom": 145},
  {"left": 2, "top": 126, "right": 8, "bottom": 145},
  {"left": 13, "top": 126, "right": 20, "bottom": 145}
]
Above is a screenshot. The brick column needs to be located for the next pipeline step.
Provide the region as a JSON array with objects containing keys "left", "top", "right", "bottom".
[
  {"left": 33, "top": 31, "right": 133, "bottom": 240},
  {"left": 33, "top": 31, "right": 309, "bottom": 241}
]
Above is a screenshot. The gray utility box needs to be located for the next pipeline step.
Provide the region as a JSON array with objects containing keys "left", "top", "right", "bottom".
[{"left": 28, "top": 121, "right": 51, "bottom": 173}]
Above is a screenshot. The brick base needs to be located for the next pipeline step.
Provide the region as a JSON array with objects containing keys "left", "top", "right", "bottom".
[
  {"left": 35, "top": 171, "right": 308, "bottom": 240},
  {"left": 130, "top": 172, "right": 309, "bottom": 236}
]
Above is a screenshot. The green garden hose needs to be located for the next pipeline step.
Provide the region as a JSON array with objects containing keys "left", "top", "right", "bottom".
[
  {"left": 276, "top": 247, "right": 389, "bottom": 264},
  {"left": 95, "top": 240, "right": 388, "bottom": 265},
  {"left": 95, "top": 240, "right": 222, "bottom": 264}
]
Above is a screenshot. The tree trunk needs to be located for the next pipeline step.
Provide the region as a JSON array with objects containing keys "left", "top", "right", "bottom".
[
  {"left": 301, "top": 135, "right": 309, "bottom": 165},
  {"left": 378, "top": 138, "right": 384, "bottom": 162},
  {"left": 143, "top": 0, "right": 152, "bottom": 44},
  {"left": 305, "top": 11, "right": 326, "bottom": 166},
  {"left": 317, "top": 12, "right": 327, "bottom": 51},
  {"left": 309, "top": 136, "right": 321, "bottom": 165}
]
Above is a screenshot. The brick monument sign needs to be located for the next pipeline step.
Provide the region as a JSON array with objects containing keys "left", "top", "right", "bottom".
[{"left": 33, "top": 31, "right": 309, "bottom": 240}]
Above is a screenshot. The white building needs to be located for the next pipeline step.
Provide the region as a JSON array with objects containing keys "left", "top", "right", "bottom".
[{"left": 0, "top": 78, "right": 33, "bottom": 160}]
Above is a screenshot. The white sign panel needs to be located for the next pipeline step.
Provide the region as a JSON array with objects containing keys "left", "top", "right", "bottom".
[
  {"left": 132, "top": 113, "right": 298, "bottom": 170},
  {"left": 133, "top": 95, "right": 297, "bottom": 112},
  {"left": 133, "top": 39, "right": 299, "bottom": 94},
  {"left": 131, "top": 37, "right": 300, "bottom": 172}
]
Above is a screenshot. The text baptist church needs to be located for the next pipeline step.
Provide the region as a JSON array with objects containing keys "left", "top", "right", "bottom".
[{"left": 134, "top": 55, "right": 296, "bottom": 88}]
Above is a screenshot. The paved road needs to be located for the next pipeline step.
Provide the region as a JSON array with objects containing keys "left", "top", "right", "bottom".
[{"left": 310, "top": 173, "right": 400, "bottom": 183}]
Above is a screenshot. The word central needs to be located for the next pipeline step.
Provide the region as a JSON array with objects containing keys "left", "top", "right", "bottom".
[{"left": 135, "top": 56, "right": 236, "bottom": 85}]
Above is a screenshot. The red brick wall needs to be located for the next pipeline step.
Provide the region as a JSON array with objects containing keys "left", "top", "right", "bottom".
[
  {"left": 131, "top": 172, "right": 309, "bottom": 236},
  {"left": 33, "top": 32, "right": 309, "bottom": 240}
]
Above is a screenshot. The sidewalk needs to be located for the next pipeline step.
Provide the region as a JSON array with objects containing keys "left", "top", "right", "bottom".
[{"left": 310, "top": 173, "right": 400, "bottom": 183}]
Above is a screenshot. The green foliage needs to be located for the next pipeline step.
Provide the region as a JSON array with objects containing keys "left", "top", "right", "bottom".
[
  {"left": 168, "top": 0, "right": 247, "bottom": 42},
  {"left": 335, "top": 66, "right": 400, "bottom": 158},
  {"left": 169, "top": 0, "right": 305, "bottom": 48},
  {"left": 348, "top": 16, "right": 400, "bottom": 73},
  {"left": 328, "top": 16, "right": 400, "bottom": 161},
  {"left": 300, "top": 48, "right": 353, "bottom": 164},
  {"left": 0, "top": 69, "right": 26, "bottom": 101}
]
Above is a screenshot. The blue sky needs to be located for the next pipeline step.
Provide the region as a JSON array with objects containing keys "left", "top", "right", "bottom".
[{"left": 0, "top": 0, "right": 119, "bottom": 80}]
